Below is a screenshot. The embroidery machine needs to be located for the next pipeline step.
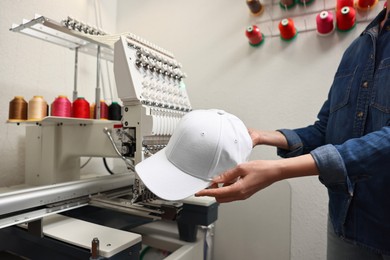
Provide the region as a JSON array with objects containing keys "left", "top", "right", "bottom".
[{"left": 0, "top": 15, "right": 218, "bottom": 260}]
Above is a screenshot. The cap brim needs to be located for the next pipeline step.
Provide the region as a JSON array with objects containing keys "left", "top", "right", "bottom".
[{"left": 135, "top": 148, "right": 211, "bottom": 201}]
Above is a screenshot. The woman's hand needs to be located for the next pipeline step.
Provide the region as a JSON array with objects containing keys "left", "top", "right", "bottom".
[
  {"left": 248, "top": 128, "right": 263, "bottom": 147},
  {"left": 196, "top": 154, "right": 318, "bottom": 203},
  {"left": 247, "top": 129, "right": 289, "bottom": 150},
  {"left": 196, "top": 160, "right": 282, "bottom": 203}
]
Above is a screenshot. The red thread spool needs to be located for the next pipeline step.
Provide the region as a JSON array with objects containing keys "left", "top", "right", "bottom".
[
  {"left": 336, "top": 0, "right": 354, "bottom": 10},
  {"left": 316, "top": 11, "right": 335, "bottom": 35},
  {"left": 72, "top": 97, "right": 90, "bottom": 119},
  {"left": 279, "top": 19, "right": 297, "bottom": 41},
  {"left": 51, "top": 95, "right": 71, "bottom": 117},
  {"left": 94, "top": 100, "right": 109, "bottom": 119},
  {"left": 357, "top": 0, "right": 378, "bottom": 9},
  {"left": 245, "top": 25, "right": 264, "bottom": 46},
  {"left": 336, "top": 6, "right": 356, "bottom": 31}
]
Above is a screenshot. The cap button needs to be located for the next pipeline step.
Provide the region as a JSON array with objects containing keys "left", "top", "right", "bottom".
[{"left": 217, "top": 110, "right": 225, "bottom": 115}]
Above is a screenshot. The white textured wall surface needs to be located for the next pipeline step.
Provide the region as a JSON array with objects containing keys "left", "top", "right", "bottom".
[
  {"left": 115, "top": 1, "right": 367, "bottom": 259},
  {"left": 0, "top": 0, "right": 119, "bottom": 185},
  {"left": 1, "top": 0, "right": 372, "bottom": 259}
]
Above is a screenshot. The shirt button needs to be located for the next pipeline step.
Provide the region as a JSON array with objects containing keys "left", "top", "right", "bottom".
[
  {"left": 362, "top": 81, "right": 368, "bottom": 88},
  {"left": 357, "top": 112, "right": 364, "bottom": 118}
]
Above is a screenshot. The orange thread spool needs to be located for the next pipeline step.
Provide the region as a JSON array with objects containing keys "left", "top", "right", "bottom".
[
  {"left": 8, "top": 96, "right": 28, "bottom": 122},
  {"left": 90, "top": 103, "right": 95, "bottom": 119},
  {"left": 28, "top": 96, "right": 47, "bottom": 121},
  {"left": 336, "top": 6, "right": 356, "bottom": 31},
  {"left": 72, "top": 97, "right": 90, "bottom": 119},
  {"left": 279, "top": 18, "right": 297, "bottom": 41},
  {"left": 357, "top": 0, "right": 378, "bottom": 10}
]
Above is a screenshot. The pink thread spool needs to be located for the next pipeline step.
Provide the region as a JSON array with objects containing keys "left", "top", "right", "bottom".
[
  {"left": 51, "top": 95, "right": 72, "bottom": 117},
  {"left": 316, "top": 11, "right": 335, "bottom": 36},
  {"left": 245, "top": 25, "right": 264, "bottom": 46},
  {"left": 336, "top": 0, "right": 354, "bottom": 11},
  {"left": 336, "top": 6, "right": 356, "bottom": 31}
]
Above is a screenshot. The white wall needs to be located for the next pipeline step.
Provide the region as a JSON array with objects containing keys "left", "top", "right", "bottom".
[
  {"left": 115, "top": 1, "right": 369, "bottom": 259},
  {"left": 0, "top": 0, "right": 119, "bottom": 185},
  {"left": 0, "top": 0, "right": 374, "bottom": 259}
]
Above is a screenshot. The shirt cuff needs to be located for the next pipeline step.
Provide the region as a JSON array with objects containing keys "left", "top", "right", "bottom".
[
  {"left": 276, "top": 129, "right": 304, "bottom": 158},
  {"left": 310, "top": 144, "right": 348, "bottom": 187}
]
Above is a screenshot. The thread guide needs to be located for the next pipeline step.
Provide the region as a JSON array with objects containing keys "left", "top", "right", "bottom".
[
  {"left": 10, "top": 14, "right": 114, "bottom": 62},
  {"left": 250, "top": 0, "right": 386, "bottom": 37}
]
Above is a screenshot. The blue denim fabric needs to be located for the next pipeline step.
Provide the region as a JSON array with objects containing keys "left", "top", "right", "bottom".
[{"left": 277, "top": 9, "right": 390, "bottom": 255}]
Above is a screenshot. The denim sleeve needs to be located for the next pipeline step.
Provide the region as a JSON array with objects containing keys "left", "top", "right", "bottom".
[
  {"left": 310, "top": 144, "right": 351, "bottom": 191},
  {"left": 276, "top": 129, "right": 304, "bottom": 158},
  {"left": 277, "top": 100, "right": 330, "bottom": 158},
  {"left": 334, "top": 126, "right": 390, "bottom": 181},
  {"left": 277, "top": 129, "right": 352, "bottom": 192},
  {"left": 311, "top": 126, "right": 390, "bottom": 189}
]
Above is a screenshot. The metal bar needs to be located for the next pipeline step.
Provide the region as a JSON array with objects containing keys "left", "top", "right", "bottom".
[
  {"left": 95, "top": 45, "right": 101, "bottom": 119},
  {"left": 0, "top": 174, "right": 134, "bottom": 216},
  {"left": 89, "top": 200, "right": 161, "bottom": 220},
  {"left": 73, "top": 47, "right": 79, "bottom": 102},
  {"left": 14, "top": 27, "right": 80, "bottom": 49},
  {"left": 0, "top": 201, "right": 87, "bottom": 229}
]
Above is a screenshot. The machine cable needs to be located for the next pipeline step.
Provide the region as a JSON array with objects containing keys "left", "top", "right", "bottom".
[{"left": 103, "top": 127, "right": 135, "bottom": 172}]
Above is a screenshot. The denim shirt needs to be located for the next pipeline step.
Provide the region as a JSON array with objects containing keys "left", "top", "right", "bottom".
[{"left": 278, "top": 8, "right": 390, "bottom": 254}]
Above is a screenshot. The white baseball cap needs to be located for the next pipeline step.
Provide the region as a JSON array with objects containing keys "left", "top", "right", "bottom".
[{"left": 135, "top": 109, "right": 252, "bottom": 201}]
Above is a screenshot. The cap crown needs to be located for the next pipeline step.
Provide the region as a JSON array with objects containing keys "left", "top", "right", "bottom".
[{"left": 165, "top": 109, "right": 252, "bottom": 181}]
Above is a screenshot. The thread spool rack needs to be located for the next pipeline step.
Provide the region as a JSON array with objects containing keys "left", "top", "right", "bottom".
[
  {"left": 10, "top": 14, "right": 115, "bottom": 120},
  {"left": 249, "top": 0, "right": 386, "bottom": 37}
]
